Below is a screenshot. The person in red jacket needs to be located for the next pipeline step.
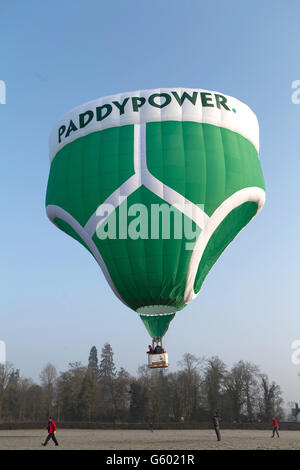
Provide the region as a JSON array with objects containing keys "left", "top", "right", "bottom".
[
  {"left": 271, "top": 417, "right": 279, "bottom": 438},
  {"left": 42, "top": 417, "right": 59, "bottom": 446}
]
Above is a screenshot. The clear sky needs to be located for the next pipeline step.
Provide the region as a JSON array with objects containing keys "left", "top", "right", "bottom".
[{"left": 1, "top": 0, "right": 300, "bottom": 405}]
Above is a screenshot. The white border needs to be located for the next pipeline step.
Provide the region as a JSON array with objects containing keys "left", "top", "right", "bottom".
[{"left": 49, "top": 87, "right": 259, "bottom": 162}]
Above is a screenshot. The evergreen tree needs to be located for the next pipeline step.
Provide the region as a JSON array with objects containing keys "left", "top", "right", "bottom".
[
  {"left": 98, "top": 343, "right": 117, "bottom": 419},
  {"left": 98, "top": 343, "right": 116, "bottom": 380},
  {"left": 88, "top": 346, "right": 99, "bottom": 379}
]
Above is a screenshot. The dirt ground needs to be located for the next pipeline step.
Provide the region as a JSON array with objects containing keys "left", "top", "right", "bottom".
[{"left": 0, "top": 428, "right": 299, "bottom": 450}]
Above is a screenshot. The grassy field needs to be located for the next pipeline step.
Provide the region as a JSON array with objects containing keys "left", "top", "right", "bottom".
[{"left": 0, "top": 428, "right": 298, "bottom": 450}]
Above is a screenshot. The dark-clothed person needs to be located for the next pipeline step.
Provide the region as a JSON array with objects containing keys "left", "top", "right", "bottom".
[{"left": 213, "top": 411, "right": 221, "bottom": 441}]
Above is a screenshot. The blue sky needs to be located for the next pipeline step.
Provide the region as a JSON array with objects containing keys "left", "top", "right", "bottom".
[{"left": 1, "top": 0, "right": 300, "bottom": 404}]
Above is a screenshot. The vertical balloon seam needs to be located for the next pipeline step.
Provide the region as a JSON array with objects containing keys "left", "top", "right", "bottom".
[
  {"left": 118, "top": 125, "right": 139, "bottom": 300},
  {"left": 159, "top": 117, "right": 166, "bottom": 306},
  {"left": 180, "top": 118, "right": 188, "bottom": 304},
  {"left": 133, "top": 123, "right": 206, "bottom": 311},
  {"left": 137, "top": 124, "right": 152, "bottom": 303}
]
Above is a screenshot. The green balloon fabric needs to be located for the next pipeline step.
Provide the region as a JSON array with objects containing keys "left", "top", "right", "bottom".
[
  {"left": 140, "top": 313, "right": 176, "bottom": 340},
  {"left": 46, "top": 88, "right": 265, "bottom": 339}
]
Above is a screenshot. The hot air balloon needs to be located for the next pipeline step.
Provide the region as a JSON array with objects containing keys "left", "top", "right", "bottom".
[{"left": 46, "top": 88, "right": 265, "bottom": 368}]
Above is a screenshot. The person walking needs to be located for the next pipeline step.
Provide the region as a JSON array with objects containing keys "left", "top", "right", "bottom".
[
  {"left": 42, "top": 416, "right": 59, "bottom": 447},
  {"left": 213, "top": 411, "right": 221, "bottom": 441},
  {"left": 271, "top": 417, "right": 280, "bottom": 438},
  {"left": 147, "top": 415, "right": 154, "bottom": 432}
]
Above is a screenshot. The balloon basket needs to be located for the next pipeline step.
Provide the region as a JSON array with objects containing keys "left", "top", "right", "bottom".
[{"left": 148, "top": 352, "right": 169, "bottom": 369}]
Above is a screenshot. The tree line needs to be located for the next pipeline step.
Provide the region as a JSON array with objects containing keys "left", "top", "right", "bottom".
[{"left": 0, "top": 344, "right": 284, "bottom": 424}]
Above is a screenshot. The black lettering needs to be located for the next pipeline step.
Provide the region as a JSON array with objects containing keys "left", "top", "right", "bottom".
[
  {"left": 79, "top": 110, "right": 94, "bottom": 128},
  {"left": 172, "top": 91, "right": 198, "bottom": 106},
  {"left": 148, "top": 93, "right": 171, "bottom": 108},
  {"left": 215, "top": 94, "right": 230, "bottom": 110},
  {"left": 200, "top": 92, "right": 214, "bottom": 107},
  {"left": 112, "top": 98, "right": 129, "bottom": 115},
  {"left": 132, "top": 97, "right": 146, "bottom": 112},
  {"left": 65, "top": 120, "right": 78, "bottom": 138},
  {"left": 96, "top": 104, "right": 112, "bottom": 121},
  {"left": 58, "top": 125, "right": 66, "bottom": 143}
]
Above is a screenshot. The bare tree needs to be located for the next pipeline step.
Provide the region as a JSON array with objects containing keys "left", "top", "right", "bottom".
[
  {"left": 242, "top": 362, "right": 260, "bottom": 421},
  {"left": 114, "top": 368, "right": 132, "bottom": 421},
  {"left": 56, "top": 362, "right": 87, "bottom": 421},
  {"left": 39, "top": 363, "right": 57, "bottom": 417},
  {"left": 0, "top": 363, "right": 16, "bottom": 421},
  {"left": 176, "top": 353, "right": 204, "bottom": 421},
  {"left": 224, "top": 361, "right": 259, "bottom": 422},
  {"left": 204, "top": 356, "right": 227, "bottom": 417},
  {"left": 258, "top": 374, "right": 283, "bottom": 421},
  {"left": 78, "top": 368, "right": 98, "bottom": 422}
]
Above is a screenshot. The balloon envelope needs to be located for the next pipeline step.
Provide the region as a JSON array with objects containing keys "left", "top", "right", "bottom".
[{"left": 46, "top": 88, "right": 265, "bottom": 338}]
